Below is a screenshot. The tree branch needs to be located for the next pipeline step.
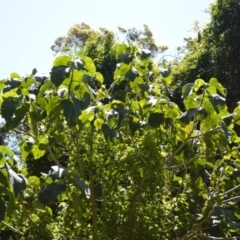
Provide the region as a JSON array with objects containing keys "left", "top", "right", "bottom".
[{"left": 1, "top": 221, "right": 24, "bottom": 236}]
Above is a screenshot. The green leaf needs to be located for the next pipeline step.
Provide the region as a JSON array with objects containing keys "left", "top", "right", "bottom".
[
  {"left": 182, "top": 83, "right": 193, "bottom": 99},
  {"left": 32, "top": 68, "right": 37, "bottom": 75},
  {"left": 48, "top": 165, "right": 67, "bottom": 180},
  {"left": 106, "top": 110, "right": 119, "bottom": 129},
  {"left": 129, "top": 115, "right": 140, "bottom": 135},
  {"left": 209, "top": 78, "right": 227, "bottom": 96},
  {"left": 28, "top": 176, "right": 40, "bottom": 186},
  {"left": 196, "top": 108, "right": 208, "bottom": 121},
  {"left": 178, "top": 108, "right": 199, "bottom": 124},
  {"left": 73, "top": 175, "right": 90, "bottom": 196},
  {"left": 114, "top": 63, "right": 131, "bottom": 83},
  {"left": 50, "top": 66, "right": 71, "bottom": 87},
  {"left": 0, "top": 155, "right": 6, "bottom": 166},
  {"left": 0, "top": 198, "right": 6, "bottom": 221},
  {"left": 139, "top": 84, "right": 149, "bottom": 92},
  {"left": 111, "top": 100, "right": 125, "bottom": 108},
  {"left": 39, "top": 80, "right": 53, "bottom": 97},
  {"left": 209, "top": 94, "right": 226, "bottom": 113},
  {"left": 130, "top": 77, "right": 143, "bottom": 93},
  {"left": 32, "top": 145, "right": 46, "bottom": 159},
  {"left": 32, "top": 136, "right": 49, "bottom": 159},
  {"left": 94, "top": 118, "right": 104, "bottom": 130},
  {"left": 165, "top": 102, "right": 181, "bottom": 119},
  {"left": 0, "top": 80, "right": 7, "bottom": 91},
  {"left": 21, "top": 76, "right": 35, "bottom": 88},
  {"left": 163, "top": 75, "right": 172, "bottom": 85},
  {"left": 0, "top": 146, "right": 14, "bottom": 158},
  {"left": 6, "top": 102, "right": 30, "bottom": 130},
  {"left": 193, "top": 79, "right": 206, "bottom": 92},
  {"left": 116, "top": 44, "right": 127, "bottom": 58},
  {"left": 10, "top": 72, "right": 21, "bottom": 79},
  {"left": 118, "top": 54, "right": 134, "bottom": 64},
  {"left": 220, "top": 124, "right": 231, "bottom": 141},
  {"left": 1, "top": 101, "right": 18, "bottom": 121},
  {"left": 3, "top": 91, "right": 18, "bottom": 98},
  {"left": 6, "top": 192, "right": 16, "bottom": 216},
  {"left": 221, "top": 114, "right": 234, "bottom": 126},
  {"left": 126, "top": 69, "right": 139, "bottom": 81},
  {"left": 79, "top": 109, "right": 94, "bottom": 125},
  {"left": 227, "top": 222, "right": 240, "bottom": 229},
  {"left": 234, "top": 106, "right": 240, "bottom": 126},
  {"left": 101, "top": 123, "right": 118, "bottom": 142},
  {"left": 7, "top": 79, "right": 21, "bottom": 89},
  {"left": 8, "top": 168, "right": 28, "bottom": 197},
  {"left": 139, "top": 49, "right": 151, "bottom": 59},
  {"left": 38, "top": 183, "right": 66, "bottom": 206},
  {"left": 21, "top": 88, "right": 29, "bottom": 96},
  {"left": 61, "top": 99, "right": 78, "bottom": 127},
  {"left": 46, "top": 97, "right": 61, "bottom": 115},
  {"left": 81, "top": 56, "right": 96, "bottom": 75},
  {"left": 74, "top": 59, "right": 84, "bottom": 70},
  {"left": 53, "top": 55, "right": 71, "bottom": 67},
  {"left": 148, "top": 112, "right": 164, "bottom": 128},
  {"left": 57, "top": 88, "right": 68, "bottom": 98},
  {"left": 94, "top": 72, "right": 104, "bottom": 84}
]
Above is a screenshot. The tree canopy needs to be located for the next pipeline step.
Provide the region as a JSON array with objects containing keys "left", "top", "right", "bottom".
[
  {"left": 1, "top": 1, "right": 240, "bottom": 239},
  {"left": 171, "top": 0, "right": 240, "bottom": 111}
]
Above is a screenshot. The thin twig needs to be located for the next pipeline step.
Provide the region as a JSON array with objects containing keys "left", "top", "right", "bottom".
[
  {"left": 224, "top": 183, "right": 240, "bottom": 196},
  {"left": 46, "top": 144, "right": 63, "bottom": 167},
  {"left": 222, "top": 195, "right": 240, "bottom": 204},
  {"left": 178, "top": 220, "right": 205, "bottom": 240},
  {"left": 1, "top": 221, "right": 24, "bottom": 236},
  {"left": 170, "top": 148, "right": 206, "bottom": 170}
]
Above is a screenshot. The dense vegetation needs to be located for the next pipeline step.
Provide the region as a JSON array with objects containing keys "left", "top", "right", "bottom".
[
  {"left": 171, "top": 0, "right": 240, "bottom": 111},
  {"left": 1, "top": 0, "right": 240, "bottom": 239}
]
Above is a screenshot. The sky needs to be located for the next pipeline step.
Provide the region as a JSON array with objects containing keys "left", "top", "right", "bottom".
[{"left": 0, "top": 0, "right": 214, "bottom": 79}]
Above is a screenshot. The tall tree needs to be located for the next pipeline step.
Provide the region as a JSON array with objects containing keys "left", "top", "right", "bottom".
[
  {"left": 51, "top": 23, "right": 167, "bottom": 57},
  {"left": 171, "top": 0, "right": 240, "bottom": 110},
  {"left": 51, "top": 23, "right": 167, "bottom": 95}
]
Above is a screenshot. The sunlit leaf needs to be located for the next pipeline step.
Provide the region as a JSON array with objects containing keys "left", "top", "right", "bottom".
[
  {"left": 94, "top": 72, "right": 104, "bottom": 84},
  {"left": 81, "top": 56, "right": 96, "bottom": 75},
  {"left": 209, "top": 78, "right": 227, "bottom": 96},
  {"left": 193, "top": 79, "right": 206, "bottom": 92},
  {"left": 10, "top": 72, "right": 21, "bottom": 79},
  {"left": 182, "top": 83, "right": 193, "bottom": 99},
  {"left": 53, "top": 55, "right": 71, "bottom": 67}
]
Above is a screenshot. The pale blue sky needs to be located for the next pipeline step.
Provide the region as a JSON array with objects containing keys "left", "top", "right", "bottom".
[{"left": 0, "top": 0, "right": 214, "bottom": 79}]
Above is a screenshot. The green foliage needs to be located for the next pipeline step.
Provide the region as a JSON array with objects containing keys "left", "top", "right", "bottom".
[
  {"left": 171, "top": 0, "right": 240, "bottom": 111},
  {"left": 1, "top": 42, "right": 240, "bottom": 240}
]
